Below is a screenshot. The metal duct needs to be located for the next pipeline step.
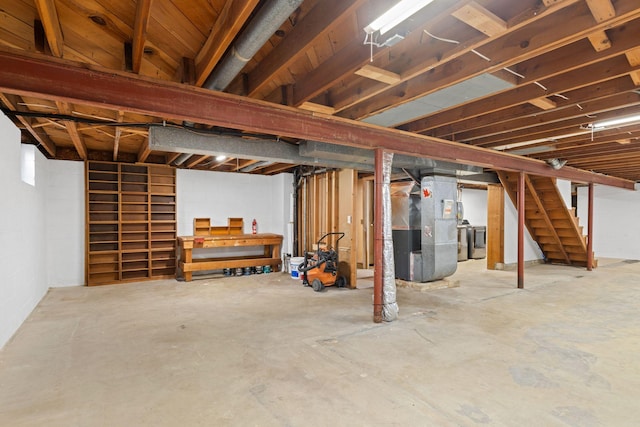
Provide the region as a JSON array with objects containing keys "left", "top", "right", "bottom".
[
  {"left": 415, "top": 175, "right": 458, "bottom": 282},
  {"left": 204, "top": 0, "right": 305, "bottom": 91},
  {"left": 172, "top": 153, "right": 192, "bottom": 166}
]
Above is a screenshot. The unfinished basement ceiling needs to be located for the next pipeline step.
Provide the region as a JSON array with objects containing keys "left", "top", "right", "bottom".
[{"left": 1, "top": 0, "right": 640, "bottom": 182}]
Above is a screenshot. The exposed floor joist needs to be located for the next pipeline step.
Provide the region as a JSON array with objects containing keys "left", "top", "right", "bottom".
[{"left": 0, "top": 49, "right": 632, "bottom": 189}]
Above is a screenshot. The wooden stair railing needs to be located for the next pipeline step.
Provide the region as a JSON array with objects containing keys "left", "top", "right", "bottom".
[{"left": 497, "top": 172, "right": 595, "bottom": 268}]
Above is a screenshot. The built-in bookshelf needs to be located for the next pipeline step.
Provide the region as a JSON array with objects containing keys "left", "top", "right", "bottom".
[{"left": 86, "top": 161, "right": 176, "bottom": 285}]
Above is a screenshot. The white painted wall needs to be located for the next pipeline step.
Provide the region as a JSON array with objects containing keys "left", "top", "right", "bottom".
[
  {"left": 460, "top": 188, "right": 487, "bottom": 226},
  {"left": 577, "top": 184, "right": 640, "bottom": 260},
  {"left": 0, "top": 113, "right": 48, "bottom": 349},
  {"left": 177, "top": 169, "right": 293, "bottom": 257},
  {"left": 504, "top": 195, "right": 545, "bottom": 264},
  {"left": 556, "top": 179, "right": 572, "bottom": 208},
  {"left": 45, "top": 160, "right": 85, "bottom": 287}
]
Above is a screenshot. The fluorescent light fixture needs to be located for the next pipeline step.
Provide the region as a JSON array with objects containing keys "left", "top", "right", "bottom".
[
  {"left": 589, "top": 114, "right": 640, "bottom": 129},
  {"left": 492, "top": 130, "right": 589, "bottom": 151},
  {"left": 215, "top": 155, "right": 227, "bottom": 161},
  {"left": 364, "top": 0, "right": 435, "bottom": 35}
]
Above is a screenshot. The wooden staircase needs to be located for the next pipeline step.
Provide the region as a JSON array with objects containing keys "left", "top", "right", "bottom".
[{"left": 497, "top": 172, "right": 595, "bottom": 268}]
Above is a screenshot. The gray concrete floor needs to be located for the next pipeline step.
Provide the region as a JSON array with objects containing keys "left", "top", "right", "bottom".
[{"left": 1, "top": 259, "right": 639, "bottom": 426}]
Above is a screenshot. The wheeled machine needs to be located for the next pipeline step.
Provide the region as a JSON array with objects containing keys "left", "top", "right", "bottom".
[{"left": 298, "top": 232, "right": 347, "bottom": 292}]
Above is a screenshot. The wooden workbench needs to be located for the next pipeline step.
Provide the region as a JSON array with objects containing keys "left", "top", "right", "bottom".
[{"left": 177, "top": 233, "right": 283, "bottom": 281}]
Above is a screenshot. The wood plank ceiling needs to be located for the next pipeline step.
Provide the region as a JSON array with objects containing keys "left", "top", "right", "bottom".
[{"left": 1, "top": 0, "right": 640, "bottom": 182}]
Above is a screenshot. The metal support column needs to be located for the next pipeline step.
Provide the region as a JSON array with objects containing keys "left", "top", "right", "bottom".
[
  {"left": 517, "top": 171, "right": 525, "bottom": 289},
  {"left": 587, "top": 182, "right": 594, "bottom": 271},
  {"left": 373, "top": 149, "right": 384, "bottom": 323}
]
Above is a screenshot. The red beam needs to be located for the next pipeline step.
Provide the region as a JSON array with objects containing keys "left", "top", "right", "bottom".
[
  {"left": 373, "top": 148, "right": 384, "bottom": 323},
  {"left": 517, "top": 172, "right": 525, "bottom": 289},
  {"left": 587, "top": 182, "right": 594, "bottom": 271},
  {"left": 0, "top": 49, "right": 634, "bottom": 190}
]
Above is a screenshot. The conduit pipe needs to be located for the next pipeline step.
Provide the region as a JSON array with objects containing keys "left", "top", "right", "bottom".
[{"left": 204, "top": 0, "right": 304, "bottom": 91}]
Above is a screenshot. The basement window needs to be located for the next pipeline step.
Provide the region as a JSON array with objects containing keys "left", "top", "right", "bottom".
[{"left": 21, "top": 144, "right": 35, "bottom": 186}]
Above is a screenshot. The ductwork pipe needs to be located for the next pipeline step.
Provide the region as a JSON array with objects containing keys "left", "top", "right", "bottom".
[{"left": 204, "top": 0, "right": 305, "bottom": 91}]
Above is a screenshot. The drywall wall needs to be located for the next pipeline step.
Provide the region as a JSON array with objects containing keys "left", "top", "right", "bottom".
[
  {"left": 504, "top": 196, "right": 544, "bottom": 264},
  {"left": 460, "top": 188, "right": 487, "bottom": 226},
  {"left": 0, "top": 113, "right": 48, "bottom": 349},
  {"left": 577, "top": 184, "right": 640, "bottom": 260},
  {"left": 45, "top": 160, "right": 85, "bottom": 287},
  {"left": 177, "top": 169, "right": 293, "bottom": 257}
]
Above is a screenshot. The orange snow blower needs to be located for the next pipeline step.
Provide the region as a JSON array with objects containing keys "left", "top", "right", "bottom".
[{"left": 299, "top": 232, "right": 347, "bottom": 292}]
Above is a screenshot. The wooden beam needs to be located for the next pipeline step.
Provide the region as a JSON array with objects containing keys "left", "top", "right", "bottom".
[
  {"left": 585, "top": 0, "right": 616, "bottom": 22},
  {"left": 0, "top": 49, "right": 633, "bottom": 189},
  {"left": 451, "top": 1, "right": 507, "bottom": 37},
  {"left": 528, "top": 97, "right": 557, "bottom": 110},
  {"left": 404, "top": 55, "right": 640, "bottom": 134},
  {"left": 113, "top": 110, "right": 124, "bottom": 161},
  {"left": 194, "top": 0, "right": 259, "bottom": 87},
  {"left": 486, "top": 184, "right": 504, "bottom": 270},
  {"left": 184, "top": 154, "right": 210, "bottom": 168},
  {"left": 165, "top": 152, "right": 181, "bottom": 164},
  {"left": 138, "top": 137, "right": 151, "bottom": 162},
  {"left": 355, "top": 65, "right": 401, "bottom": 85},
  {"left": 630, "top": 70, "right": 640, "bottom": 86},
  {"left": 34, "top": 0, "right": 64, "bottom": 58},
  {"left": 299, "top": 102, "right": 336, "bottom": 115},
  {"left": 247, "top": 0, "right": 365, "bottom": 96},
  {"left": 55, "top": 101, "right": 87, "bottom": 159},
  {"left": 626, "top": 48, "right": 640, "bottom": 66},
  {"left": 0, "top": 93, "right": 56, "bottom": 157},
  {"left": 132, "top": 0, "right": 153, "bottom": 73},
  {"left": 587, "top": 30, "right": 611, "bottom": 51}
]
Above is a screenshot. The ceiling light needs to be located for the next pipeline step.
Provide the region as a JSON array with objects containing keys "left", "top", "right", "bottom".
[
  {"left": 364, "top": 0, "right": 435, "bottom": 35},
  {"left": 589, "top": 114, "right": 640, "bottom": 129},
  {"left": 215, "top": 155, "right": 227, "bottom": 161},
  {"left": 492, "top": 130, "right": 589, "bottom": 151}
]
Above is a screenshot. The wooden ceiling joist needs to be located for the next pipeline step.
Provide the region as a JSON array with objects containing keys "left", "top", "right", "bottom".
[
  {"left": 355, "top": 65, "right": 402, "bottom": 85},
  {"left": 451, "top": 1, "right": 507, "bottom": 37},
  {"left": 0, "top": 93, "right": 56, "bottom": 157},
  {"left": 113, "top": 110, "right": 124, "bottom": 161},
  {"left": 247, "top": 0, "right": 365, "bottom": 97},
  {"left": 0, "top": 49, "right": 631, "bottom": 188},
  {"left": 55, "top": 101, "right": 87, "bottom": 159},
  {"left": 529, "top": 97, "right": 557, "bottom": 110},
  {"left": 587, "top": 30, "right": 611, "bottom": 51},
  {"left": 34, "top": 0, "right": 64, "bottom": 58},
  {"left": 585, "top": 0, "right": 616, "bottom": 22},
  {"left": 194, "top": 0, "right": 259, "bottom": 87},
  {"left": 131, "top": 0, "right": 152, "bottom": 74},
  {"left": 340, "top": 0, "right": 640, "bottom": 120}
]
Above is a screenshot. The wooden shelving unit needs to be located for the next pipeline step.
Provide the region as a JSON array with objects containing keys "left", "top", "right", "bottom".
[{"left": 86, "top": 161, "right": 177, "bottom": 286}]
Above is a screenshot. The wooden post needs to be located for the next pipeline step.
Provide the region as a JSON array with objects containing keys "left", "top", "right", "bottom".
[
  {"left": 517, "top": 171, "right": 525, "bottom": 289},
  {"left": 373, "top": 149, "right": 384, "bottom": 323},
  {"left": 587, "top": 182, "right": 594, "bottom": 271},
  {"left": 486, "top": 184, "right": 504, "bottom": 270}
]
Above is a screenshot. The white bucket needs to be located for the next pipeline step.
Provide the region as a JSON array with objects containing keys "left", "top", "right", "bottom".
[{"left": 290, "top": 257, "right": 305, "bottom": 279}]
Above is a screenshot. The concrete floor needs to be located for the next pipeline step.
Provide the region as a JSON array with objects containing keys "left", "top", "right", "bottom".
[{"left": 1, "top": 259, "right": 639, "bottom": 426}]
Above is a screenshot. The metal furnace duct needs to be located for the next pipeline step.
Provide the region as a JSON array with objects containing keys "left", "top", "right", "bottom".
[
  {"left": 415, "top": 175, "right": 459, "bottom": 282},
  {"left": 390, "top": 182, "right": 420, "bottom": 281}
]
